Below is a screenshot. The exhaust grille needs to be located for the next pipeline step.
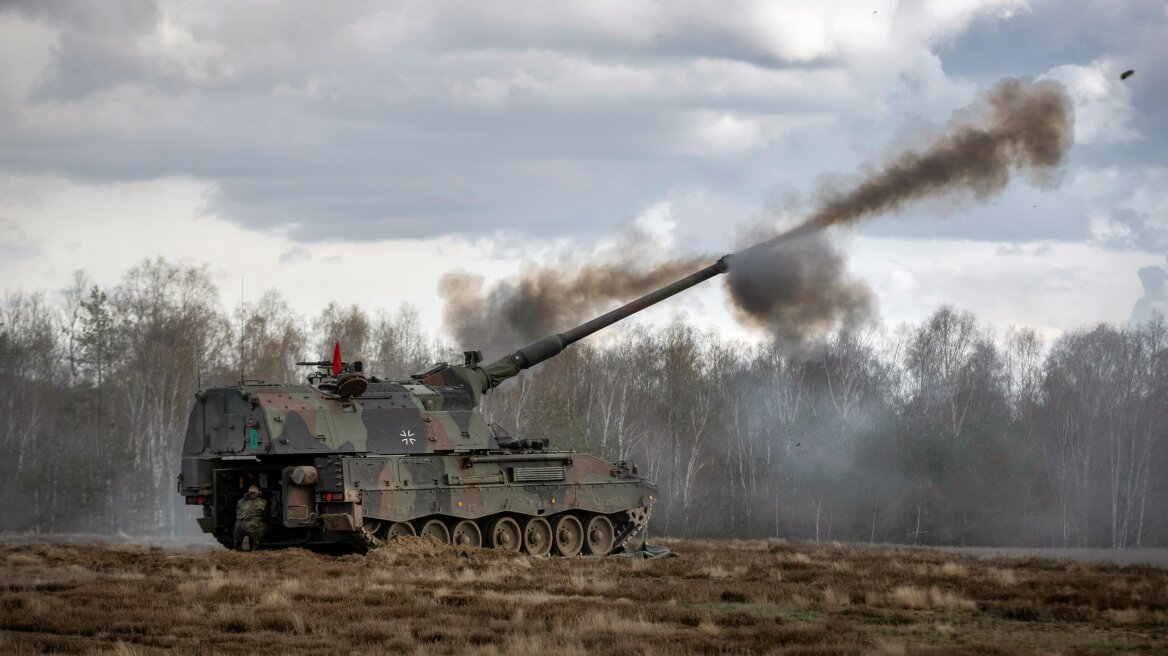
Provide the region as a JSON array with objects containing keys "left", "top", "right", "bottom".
[
  {"left": 446, "top": 472, "right": 505, "bottom": 485},
  {"left": 512, "top": 466, "right": 565, "bottom": 483}
]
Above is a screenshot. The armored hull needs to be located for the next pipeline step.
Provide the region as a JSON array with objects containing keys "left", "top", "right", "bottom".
[{"left": 179, "top": 379, "right": 655, "bottom": 555}]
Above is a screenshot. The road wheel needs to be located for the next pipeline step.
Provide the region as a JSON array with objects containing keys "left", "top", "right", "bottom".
[
  {"left": 360, "top": 520, "right": 384, "bottom": 548},
  {"left": 486, "top": 516, "right": 522, "bottom": 551},
  {"left": 386, "top": 522, "right": 415, "bottom": 539},
  {"left": 522, "top": 517, "right": 553, "bottom": 557},
  {"left": 419, "top": 518, "right": 451, "bottom": 543},
  {"left": 552, "top": 514, "right": 584, "bottom": 557},
  {"left": 584, "top": 515, "right": 614, "bottom": 556},
  {"left": 451, "top": 520, "right": 483, "bottom": 548}
]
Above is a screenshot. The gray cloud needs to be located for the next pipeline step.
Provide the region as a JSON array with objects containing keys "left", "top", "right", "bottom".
[
  {"left": 995, "top": 242, "right": 1054, "bottom": 257},
  {"left": 1098, "top": 208, "right": 1168, "bottom": 254},
  {"left": 1130, "top": 263, "right": 1168, "bottom": 326},
  {"left": 0, "top": 1, "right": 1161, "bottom": 250},
  {"left": 1, "top": 1, "right": 852, "bottom": 241},
  {"left": 940, "top": 0, "right": 1167, "bottom": 165},
  {"left": 278, "top": 246, "right": 311, "bottom": 265},
  {"left": 0, "top": 216, "right": 40, "bottom": 260}
]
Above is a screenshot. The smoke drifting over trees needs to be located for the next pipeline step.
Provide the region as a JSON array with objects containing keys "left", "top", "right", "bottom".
[
  {"left": 725, "top": 232, "right": 874, "bottom": 353},
  {"left": 1, "top": 260, "right": 1165, "bottom": 548},
  {"left": 441, "top": 78, "right": 1074, "bottom": 352},
  {"left": 440, "top": 257, "right": 706, "bottom": 360},
  {"left": 439, "top": 219, "right": 708, "bottom": 359}
]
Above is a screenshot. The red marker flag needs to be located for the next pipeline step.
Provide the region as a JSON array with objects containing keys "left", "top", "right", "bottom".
[{"left": 331, "top": 341, "right": 342, "bottom": 376}]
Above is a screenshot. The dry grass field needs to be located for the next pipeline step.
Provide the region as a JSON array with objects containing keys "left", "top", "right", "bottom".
[{"left": 1, "top": 537, "right": 1166, "bottom": 655}]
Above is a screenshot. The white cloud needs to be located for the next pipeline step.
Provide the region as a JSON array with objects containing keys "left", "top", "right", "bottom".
[
  {"left": 0, "top": 1, "right": 1048, "bottom": 241},
  {"left": 139, "top": 9, "right": 233, "bottom": 85},
  {"left": 0, "top": 216, "right": 41, "bottom": 260},
  {"left": 691, "top": 112, "right": 764, "bottom": 154},
  {"left": 900, "top": 0, "right": 1032, "bottom": 45},
  {"left": 850, "top": 236, "right": 1156, "bottom": 336},
  {"left": 0, "top": 13, "right": 56, "bottom": 117},
  {"left": 628, "top": 200, "right": 677, "bottom": 252},
  {"left": 1, "top": 0, "right": 1163, "bottom": 341},
  {"left": 278, "top": 246, "right": 311, "bottom": 265},
  {"left": 0, "top": 175, "right": 512, "bottom": 334},
  {"left": 1046, "top": 58, "right": 1140, "bottom": 145},
  {"left": 1071, "top": 167, "right": 1168, "bottom": 252}
]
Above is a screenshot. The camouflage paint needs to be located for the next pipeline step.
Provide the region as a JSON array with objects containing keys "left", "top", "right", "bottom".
[{"left": 179, "top": 362, "right": 655, "bottom": 551}]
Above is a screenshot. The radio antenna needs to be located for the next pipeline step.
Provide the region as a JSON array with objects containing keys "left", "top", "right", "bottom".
[{"left": 239, "top": 273, "right": 245, "bottom": 383}]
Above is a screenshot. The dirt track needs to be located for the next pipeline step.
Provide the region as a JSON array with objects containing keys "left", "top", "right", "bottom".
[{"left": 2, "top": 538, "right": 1165, "bottom": 655}]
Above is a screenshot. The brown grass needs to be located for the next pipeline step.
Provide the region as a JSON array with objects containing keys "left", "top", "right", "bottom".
[
  {"left": 0, "top": 538, "right": 1165, "bottom": 654},
  {"left": 939, "top": 561, "right": 969, "bottom": 578}
]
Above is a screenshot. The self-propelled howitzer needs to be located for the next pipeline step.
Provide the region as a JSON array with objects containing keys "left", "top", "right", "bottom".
[{"left": 178, "top": 256, "right": 729, "bottom": 555}]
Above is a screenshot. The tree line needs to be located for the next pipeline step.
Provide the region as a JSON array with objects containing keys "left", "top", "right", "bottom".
[{"left": 1, "top": 258, "right": 1164, "bottom": 548}]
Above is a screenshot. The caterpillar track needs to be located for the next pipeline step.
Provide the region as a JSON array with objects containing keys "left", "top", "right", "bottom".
[{"left": 345, "top": 507, "right": 651, "bottom": 556}]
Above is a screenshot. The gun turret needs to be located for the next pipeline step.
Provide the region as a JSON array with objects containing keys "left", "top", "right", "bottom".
[{"left": 421, "top": 255, "right": 730, "bottom": 401}]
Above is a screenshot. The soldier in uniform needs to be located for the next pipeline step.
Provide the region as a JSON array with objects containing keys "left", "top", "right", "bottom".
[{"left": 233, "top": 484, "right": 268, "bottom": 551}]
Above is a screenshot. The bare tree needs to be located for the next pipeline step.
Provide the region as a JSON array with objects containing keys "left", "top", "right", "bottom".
[
  {"left": 906, "top": 307, "right": 985, "bottom": 440},
  {"left": 237, "top": 289, "right": 307, "bottom": 384},
  {"left": 113, "top": 259, "right": 230, "bottom": 533},
  {"left": 313, "top": 302, "right": 371, "bottom": 360},
  {"left": 0, "top": 293, "right": 60, "bottom": 531},
  {"left": 370, "top": 304, "right": 440, "bottom": 379},
  {"left": 5, "top": 258, "right": 1168, "bottom": 549}
]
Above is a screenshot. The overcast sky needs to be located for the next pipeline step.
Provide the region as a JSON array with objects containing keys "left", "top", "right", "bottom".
[{"left": 0, "top": 0, "right": 1164, "bottom": 350}]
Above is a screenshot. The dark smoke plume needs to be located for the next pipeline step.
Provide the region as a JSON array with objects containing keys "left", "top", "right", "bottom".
[
  {"left": 724, "top": 78, "right": 1073, "bottom": 343},
  {"left": 440, "top": 256, "right": 705, "bottom": 359},
  {"left": 726, "top": 230, "right": 874, "bottom": 353},
  {"left": 441, "top": 78, "right": 1073, "bottom": 354},
  {"left": 750, "top": 78, "right": 1074, "bottom": 251}
]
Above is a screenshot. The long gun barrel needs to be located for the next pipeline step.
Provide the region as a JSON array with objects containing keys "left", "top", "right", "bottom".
[{"left": 503, "top": 255, "right": 730, "bottom": 370}]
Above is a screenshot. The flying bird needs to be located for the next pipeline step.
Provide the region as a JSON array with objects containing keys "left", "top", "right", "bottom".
[{"left": 1121, "top": 69, "right": 1135, "bottom": 80}]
